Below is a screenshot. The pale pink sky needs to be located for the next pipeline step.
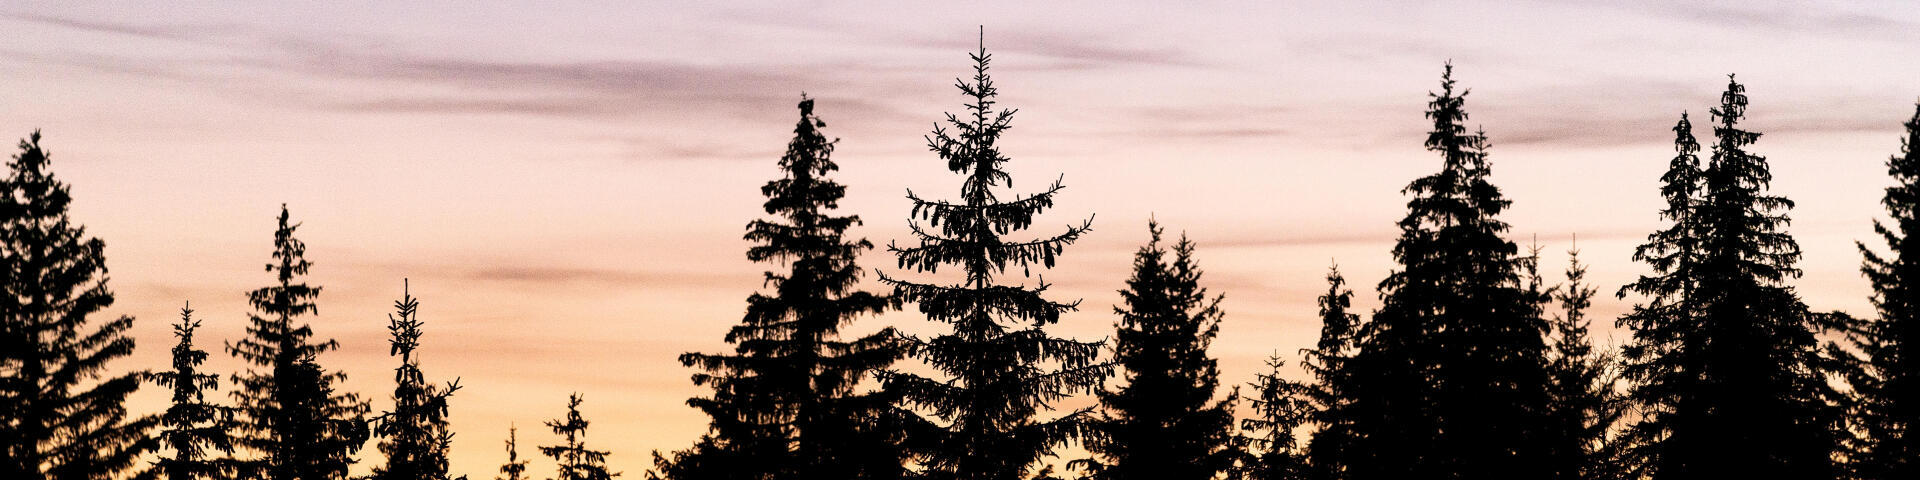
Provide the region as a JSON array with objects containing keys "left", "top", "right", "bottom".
[{"left": 3, "top": 1, "right": 1918, "bottom": 477}]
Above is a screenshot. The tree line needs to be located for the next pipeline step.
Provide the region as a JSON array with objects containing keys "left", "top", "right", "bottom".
[{"left": 4, "top": 40, "right": 1920, "bottom": 480}]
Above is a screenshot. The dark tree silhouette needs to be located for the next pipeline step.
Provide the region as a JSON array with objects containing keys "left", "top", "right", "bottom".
[
  {"left": 1529, "top": 243, "right": 1625, "bottom": 480},
  {"left": 1234, "top": 355, "right": 1310, "bottom": 480},
  {"left": 139, "top": 304, "right": 238, "bottom": 480},
  {"left": 1613, "top": 113, "right": 1705, "bottom": 478},
  {"left": 1616, "top": 76, "right": 1848, "bottom": 479},
  {"left": 369, "top": 281, "right": 462, "bottom": 480},
  {"left": 653, "top": 96, "right": 907, "bottom": 480},
  {"left": 1330, "top": 63, "right": 1557, "bottom": 479},
  {"left": 496, "top": 427, "right": 530, "bottom": 480},
  {"left": 541, "top": 394, "right": 617, "bottom": 480},
  {"left": 1850, "top": 101, "right": 1920, "bottom": 480},
  {"left": 1074, "top": 221, "right": 1236, "bottom": 480},
  {"left": 1299, "top": 264, "right": 1359, "bottom": 480},
  {"left": 876, "top": 37, "right": 1106, "bottom": 480},
  {"left": 0, "top": 131, "right": 157, "bottom": 480},
  {"left": 227, "top": 205, "right": 369, "bottom": 480}
]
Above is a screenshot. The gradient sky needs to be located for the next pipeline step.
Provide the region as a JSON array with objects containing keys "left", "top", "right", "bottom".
[{"left": 4, "top": 1, "right": 1919, "bottom": 476}]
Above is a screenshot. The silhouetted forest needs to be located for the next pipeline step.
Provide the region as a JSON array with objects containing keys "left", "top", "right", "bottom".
[{"left": 7, "top": 36, "right": 1920, "bottom": 480}]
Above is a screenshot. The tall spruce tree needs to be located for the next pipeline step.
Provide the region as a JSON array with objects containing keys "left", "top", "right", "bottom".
[
  {"left": 1333, "top": 63, "right": 1556, "bottom": 479},
  {"left": 541, "top": 394, "right": 617, "bottom": 480},
  {"left": 369, "top": 281, "right": 462, "bottom": 480},
  {"left": 654, "top": 96, "right": 906, "bottom": 480},
  {"left": 497, "top": 427, "right": 529, "bottom": 480},
  {"left": 1851, "top": 101, "right": 1920, "bottom": 480},
  {"left": 1300, "top": 264, "right": 1359, "bottom": 480},
  {"left": 1614, "top": 113, "right": 1705, "bottom": 479},
  {"left": 1617, "top": 76, "right": 1847, "bottom": 479},
  {"left": 227, "top": 205, "right": 369, "bottom": 480},
  {"left": 139, "top": 304, "right": 237, "bottom": 480},
  {"left": 1535, "top": 243, "right": 1624, "bottom": 480},
  {"left": 0, "top": 130, "right": 157, "bottom": 480},
  {"left": 877, "top": 37, "right": 1107, "bottom": 480},
  {"left": 1075, "top": 221, "right": 1236, "bottom": 480}
]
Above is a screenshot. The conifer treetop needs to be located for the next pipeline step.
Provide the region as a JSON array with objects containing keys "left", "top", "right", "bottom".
[
  {"left": 1076, "top": 220, "right": 1236, "bottom": 480},
  {"left": 0, "top": 130, "right": 157, "bottom": 480},
  {"left": 877, "top": 36, "right": 1108, "bottom": 480},
  {"left": 140, "top": 302, "right": 238, "bottom": 480},
  {"left": 1848, "top": 100, "right": 1920, "bottom": 480},
  {"left": 497, "top": 426, "right": 530, "bottom": 480},
  {"left": 660, "top": 95, "right": 907, "bottom": 480},
  {"left": 891, "top": 36, "right": 1094, "bottom": 287},
  {"left": 542, "top": 393, "right": 618, "bottom": 480},
  {"left": 1616, "top": 75, "right": 1847, "bottom": 479},
  {"left": 370, "top": 279, "right": 462, "bottom": 480},
  {"left": 225, "top": 205, "right": 368, "bottom": 480}
]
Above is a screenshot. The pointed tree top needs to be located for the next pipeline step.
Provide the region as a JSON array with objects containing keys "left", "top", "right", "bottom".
[
  {"left": 15, "top": 129, "right": 51, "bottom": 170},
  {"left": 1436, "top": 61, "right": 1461, "bottom": 96}
]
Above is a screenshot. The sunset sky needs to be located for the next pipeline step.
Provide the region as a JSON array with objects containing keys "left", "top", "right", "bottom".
[{"left": 4, "top": 1, "right": 1919, "bottom": 476}]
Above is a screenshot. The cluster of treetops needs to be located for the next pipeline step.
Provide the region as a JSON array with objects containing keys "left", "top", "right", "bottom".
[{"left": 7, "top": 40, "right": 1920, "bottom": 480}]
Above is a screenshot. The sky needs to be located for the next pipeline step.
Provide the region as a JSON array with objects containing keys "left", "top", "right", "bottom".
[{"left": 3, "top": 1, "right": 1919, "bottom": 476}]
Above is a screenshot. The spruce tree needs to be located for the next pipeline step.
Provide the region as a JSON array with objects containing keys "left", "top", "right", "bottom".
[
  {"left": 877, "top": 38, "right": 1106, "bottom": 480},
  {"left": 369, "top": 281, "right": 462, "bottom": 480},
  {"left": 1334, "top": 63, "right": 1556, "bottom": 479},
  {"left": 1629, "top": 112, "right": 1707, "bottom": 305},
  {"left": 227, "top": 205, "right": 369, "bottom": 480},
  {"left": 1300, "top": 264, "right": 1359, "bottom": 480},
  {"left": 1235, "top": 355, "right": 1309, "bottom": 480},
  {"left": 1614, "top": 113, "right": 1705, "bottom": 479},
  {"left": 541, "top": 394, "right": 617, "bottom": 480},
  {"left": 497, "top": 427, "right": 529, "bottom": 480},
  {"left": 139, "top": 304, "right": 237, "bottom": 480},
  {"left": 1075, "top": 221, "right": 1236, "bottom": 480},
  {"left": 654, "top": 96, "right": 906, "bottom": 480},
  {"left": 1539, "top": 244, "right": 1624, "bottom": 480},
  {"left": 1617, "top": 76, "right": 1847, "bottom": 479},
  {"left": 0, "top": 130, "right": 157, "bottom": 480},
  {"left": 1851, "top": 101, "right": 1920, "bottom": 480}
]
